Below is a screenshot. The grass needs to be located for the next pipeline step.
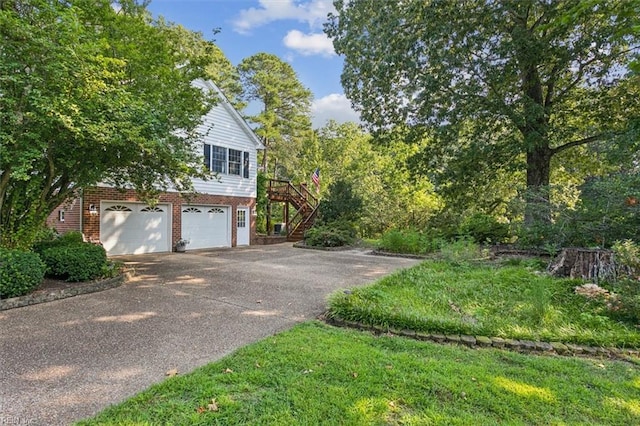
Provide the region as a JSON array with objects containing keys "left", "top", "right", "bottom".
[
  {"left": 77, "top": 322, "right": 640, "bottom": 425},
  {"left": 328, "top": 258, "right": 640, "bottom": 348}
]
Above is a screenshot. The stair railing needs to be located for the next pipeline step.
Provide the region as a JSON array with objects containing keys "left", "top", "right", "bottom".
[{"left": 267, "top": 179, "right": 319, "bottom": 240}]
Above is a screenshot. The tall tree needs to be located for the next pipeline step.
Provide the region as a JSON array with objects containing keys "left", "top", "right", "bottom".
[
  {"left": 315, "top": 121, "right": 440, "bottom": 235},
  {"left": 237, "top": 53, "right": 313, "bottom": 176},
  {"left": 162, "top": 23, "right": 243, "bottom": 108},
  {"left": 326, "top": 0, "right": 640, "bottom": 224},
  {"left": 0, "top": 0, "right": 216, "bottom": 248}
]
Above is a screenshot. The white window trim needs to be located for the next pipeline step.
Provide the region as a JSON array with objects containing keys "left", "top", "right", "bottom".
[{"left": 205, "top": 143, "right": 250, "bottom": 179}]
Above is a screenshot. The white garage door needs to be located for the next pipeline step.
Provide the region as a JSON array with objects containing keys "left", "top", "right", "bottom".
[
  {"left": 181, "top": 206, "right": 230, "bottom": 250},
  {"left": 100, "top": 203, "right": 170, "bottom": 255}
]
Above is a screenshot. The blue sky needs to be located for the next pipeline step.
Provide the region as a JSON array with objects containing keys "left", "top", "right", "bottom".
[{"left": 146, "top": 0, "right": 360, "bottom": 128}]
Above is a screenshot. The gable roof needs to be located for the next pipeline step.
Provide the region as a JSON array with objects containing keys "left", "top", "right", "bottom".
[{"left": 198, "top": 79, "right": 264, "bottom": 150}]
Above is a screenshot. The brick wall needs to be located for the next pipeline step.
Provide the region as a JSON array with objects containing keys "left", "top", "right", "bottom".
[
  {"left": 82, "top": 187, "right": 256, "bottom": 249},
  {"left": 46, "top": 197, "right": 82, "bottom": 234}
]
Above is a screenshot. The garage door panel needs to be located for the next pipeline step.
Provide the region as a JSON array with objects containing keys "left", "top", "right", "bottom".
[
  {"left": 100, "top": 203, "right": 170, "bottom": 255},
  {"left": 181, "top": 206, "right": 229, "bottom": 250}
]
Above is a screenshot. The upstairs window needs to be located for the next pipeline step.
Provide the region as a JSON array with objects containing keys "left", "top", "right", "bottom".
[
  {"left": 228, "top": 149, "right": 242, "bottom": 176},
  {"left": 211, "top": 146, "right": 227, "bottom": 174},
  {"left": 204, "top": 144, "right": 250, "bottom": 178}
]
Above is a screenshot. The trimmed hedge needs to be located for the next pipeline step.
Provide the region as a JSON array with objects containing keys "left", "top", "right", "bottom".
[
  {"left": 33, "top": 230, "right": 84, "bottom": 254},
  {"left": 40, "top": 243, "right": 107, "bottom": 282},
  {"left": 0, "top": 248, "right": 46, "bottom": 299}
]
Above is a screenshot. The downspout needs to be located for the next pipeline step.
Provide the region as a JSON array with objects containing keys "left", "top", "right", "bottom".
[{"left": 79, "top": 188, "right": 84, "bottom": 234}]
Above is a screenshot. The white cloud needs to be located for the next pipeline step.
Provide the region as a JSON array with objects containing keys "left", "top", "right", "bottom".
[
  {"left": 311, "top": 93, "right": 361, "bottom": 128},
  {"left": 233, "top": 0, "right": 334, "bottom": 34},
  {"left": 283, "top": 30, "right": 334, "bottom": 57}
]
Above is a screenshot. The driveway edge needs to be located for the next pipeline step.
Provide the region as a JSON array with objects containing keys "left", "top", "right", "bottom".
[{"left": 0, "top": 274, "right": 126, "bottom": 311}]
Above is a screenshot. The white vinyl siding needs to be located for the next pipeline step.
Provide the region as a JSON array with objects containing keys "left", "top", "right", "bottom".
[{"left": 191, "top": 79, "right": 260, "bottom": 198}]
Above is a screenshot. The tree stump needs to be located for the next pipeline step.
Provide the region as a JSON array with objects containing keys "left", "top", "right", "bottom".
[{"left": 548, "top": 248, "right": 617, "bottom": 282}]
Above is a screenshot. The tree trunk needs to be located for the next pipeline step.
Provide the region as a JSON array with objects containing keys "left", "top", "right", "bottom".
[
  {"left": 518, "top": 40, "right": 553, "bottom": 227},
  {"left": 548, "top": 248, "right": 617, "bottom": 283},
  {"left": 261, "top": 140, "right": 268, "bottom": 173},
  {"left": 524, "top": 146, "right": 553, "bottom": 226}
]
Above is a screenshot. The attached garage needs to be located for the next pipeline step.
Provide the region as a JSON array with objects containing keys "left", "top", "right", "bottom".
[
  {"left": 100, "top": 202, "right": 170, "bottom": 255},
  {"left": 181, "top": 205, "right": 230, "bottom": 250}
]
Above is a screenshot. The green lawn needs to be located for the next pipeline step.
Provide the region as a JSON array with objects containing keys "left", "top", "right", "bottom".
[
  {"left": 328, "top": 258, "right": 640, "bottom": 348},
  {"left": 78, "top": 258, "right": 640, "bottom": 425},
  {"left": 77, "top": 322, "right": 639, "bottom": 425}
]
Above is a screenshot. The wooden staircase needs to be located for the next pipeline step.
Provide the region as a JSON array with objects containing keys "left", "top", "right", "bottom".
[{"left": 266, "top": 179, "right": 319, "bottom": 242}]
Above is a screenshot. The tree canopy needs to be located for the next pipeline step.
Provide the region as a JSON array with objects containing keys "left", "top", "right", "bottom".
[
  {"left": 0, "top": 0, "right": 218, "bottom": 247},
  {"left": 311, "top": 121, "right": 441, "bottom": 236},
  {"left": 238, "top": 53, "right": 313, "bottom": 177},
  {"left": 326, "top": 0, "right": 640, "bottom": 223}
]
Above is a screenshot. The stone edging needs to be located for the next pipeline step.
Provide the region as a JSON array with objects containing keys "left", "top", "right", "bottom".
[
  {"left": 0, "top": 274, "right": 126, "bottom": 311},
  {"left": 369, "top": 249, "right": 429, "bottom": 259},
  {"left": 325, "top": 317, "right": 640, "bottom": 361},
  {"left": 293, "top": 242, "right": 356, "bottom": 251}
]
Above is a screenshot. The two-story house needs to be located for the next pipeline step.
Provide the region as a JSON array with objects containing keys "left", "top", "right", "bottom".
[{"left": 47, "top": 80, "right": 264, "bottom": 255}]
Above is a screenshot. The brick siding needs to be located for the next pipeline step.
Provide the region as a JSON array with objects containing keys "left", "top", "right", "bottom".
[
  {"left": 82, "top": 187, "right": 256, "bottom": 249},
  {"left": 46, "top": 197, "right": 82, "bottom": 234}
]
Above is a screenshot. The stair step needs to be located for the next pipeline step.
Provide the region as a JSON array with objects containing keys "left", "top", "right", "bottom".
[{"left": 267, "top": 179, "right": 318, "bottom": 242}]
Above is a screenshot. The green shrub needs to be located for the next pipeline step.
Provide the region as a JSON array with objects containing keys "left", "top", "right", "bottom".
[
  {"left": 40, "top": 243, "right": 107, "bottom": 282},
  {"left": 57, "top": 231, "right": 85, "bottom": 244},
  {"left": 32, "top": 230, "right": 84, "bottom": 254},
  {"left": 517, "top": 174, "right": 640, "bottom": 249},
  {"left": 318, "top": 180, "right": 363, "bottom": 223},
  {"left": 607, "top": 280, "right": 640, "bottom": 325},
  {"left": 604, "top": 241, "right": 640, "bottom": 325},
  {"left": 0, "top": 248, "right": 46, "bottom": 298},
  {"left": 458, "top": 213, "right": 509, "bottom": 244},
  {"left": 305, "top": 221, "right": 357, "bottom": 247},
  {"left": 33, "top": 226, "right": 59, "bottom": 243},
  {"left": 377, "top": 228, "right": 443, "bottom": 255},
  {"left": 256, "top": 172, "right": 268, "bottom": 234},
  {"left": 612, "top": 239, "right": 640, "bottom": 279},
  {"left": 438, "top": 238, "right": 488, "bottom": 264},
  {"left": 378, "top": 229, "right": 421, "bottom": 254}
]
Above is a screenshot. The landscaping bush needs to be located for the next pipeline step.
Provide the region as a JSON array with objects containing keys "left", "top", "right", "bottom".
[
  {"left": 458, "top": 213, "right": 509, "bottom": 244},
  {"left": 57, "top": 231, "right": 85, "bottom": 245},
  {"left": 32, "top": 230, "right": 84, "bottom": 254},
  {"left": 40, "top": 242, "right": 107, "bottom": 282},
  {"left": 0, "top": 248, "right": 46, "bottom": 298},
  {"left": 304, "top": 221, "right": 357, "bottom": 247}
]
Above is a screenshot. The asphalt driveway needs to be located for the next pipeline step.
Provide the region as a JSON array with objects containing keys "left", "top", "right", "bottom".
[{"left": 0, "top": 243, "right": 419, "bottom": 425}]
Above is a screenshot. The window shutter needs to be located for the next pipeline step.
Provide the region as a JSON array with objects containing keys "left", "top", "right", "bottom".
[
  {"left": 243, "top": 152, "right": 250, "bottom": 178},
  {"left": 204, "top": 144, "right": 211, "bottom": 170}
]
